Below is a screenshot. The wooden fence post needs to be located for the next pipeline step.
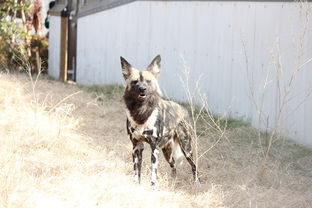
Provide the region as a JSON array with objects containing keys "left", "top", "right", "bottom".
[
  {"left": 35, "top": 48, "right": 41, "bottom": 73},
  {"left": 59, "top": 16, "right": 68, "bottom": 81}
]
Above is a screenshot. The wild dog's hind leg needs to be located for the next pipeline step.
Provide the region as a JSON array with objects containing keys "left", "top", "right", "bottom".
[
  {"left": 132, "top": 140, "right": 144, "bottom": 183},
  {"left": 176, "top": 123, "right": 200, "bottom": 183},
  {"left": 180, "top": 140, "right": 199, "bottom": 182},
  {"left": 162, "top": 139, "right": 176, "bottom": 179}
]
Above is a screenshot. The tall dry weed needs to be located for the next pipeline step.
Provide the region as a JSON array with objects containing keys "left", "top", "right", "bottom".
[{"left": 0, "top": 73, "right": 95, "bottom": 207}]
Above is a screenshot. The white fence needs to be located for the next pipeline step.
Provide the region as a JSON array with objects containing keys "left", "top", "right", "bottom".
[
  {"left": 48, "top": 16, "right": 61, "bottom": 79},
  {"left": 75, "top": 1, "right": 312, "bottom": 145}
]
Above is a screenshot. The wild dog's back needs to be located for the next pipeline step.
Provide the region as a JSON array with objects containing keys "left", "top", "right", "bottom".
[{"left": 157, "top": 99, "right": 191, "bottom": 131}]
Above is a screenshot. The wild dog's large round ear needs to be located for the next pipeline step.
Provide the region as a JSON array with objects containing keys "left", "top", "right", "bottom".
[
  {"left": 147, "top": 55, "right": 161, "bottom": 78},
  {"left": 120, "top": 56, "right": 132, "bottom": 80}
]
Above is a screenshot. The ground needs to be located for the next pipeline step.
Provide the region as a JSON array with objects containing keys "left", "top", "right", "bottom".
[{"left": 0, "top": 73, "right": 312, "bottom": 208}]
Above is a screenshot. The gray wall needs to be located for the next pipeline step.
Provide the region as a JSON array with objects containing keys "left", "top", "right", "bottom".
[{"left": 75, "top": 1, "right": 312, "bottom": 145}]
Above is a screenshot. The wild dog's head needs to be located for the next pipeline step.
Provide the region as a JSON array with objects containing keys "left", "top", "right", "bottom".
[{"left": 120, "top": 55, "right": 162, "bottom": 102}]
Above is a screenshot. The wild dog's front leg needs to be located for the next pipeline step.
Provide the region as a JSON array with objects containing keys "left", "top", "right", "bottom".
[
  {"left": 150, "top": 143, "right": 159, "bottom": 186},
  {"left": 132, "top": 140, "right": 144, "bottom": 183}
]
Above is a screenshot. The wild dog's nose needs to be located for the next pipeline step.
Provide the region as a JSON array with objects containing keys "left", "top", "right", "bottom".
[{"left": 138, "top": 86, "right": 147, "bottom": 92}]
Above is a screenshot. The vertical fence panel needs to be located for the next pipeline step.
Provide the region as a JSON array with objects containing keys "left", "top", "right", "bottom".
[{"left": 76, "top": 1, "right": 312, "bottom": 145}]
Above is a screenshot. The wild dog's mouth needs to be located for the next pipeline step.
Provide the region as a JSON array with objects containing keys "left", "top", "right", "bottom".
[{"left": 138, "top": 92, "right": 146, "bottom": 99}]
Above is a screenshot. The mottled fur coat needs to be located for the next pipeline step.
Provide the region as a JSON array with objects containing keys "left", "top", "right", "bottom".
[{"left": 121, "top": 55, "right": 199, "bottom": 185}]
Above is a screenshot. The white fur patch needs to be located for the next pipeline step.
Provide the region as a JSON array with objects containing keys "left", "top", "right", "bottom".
[
  {"left": 133, "top": 174, "right": 139, "bottom": 183},
  {"left": 151, "top": 149, "right": 159, "bottom": 184},
  {"left": 145, "top": 109, "right": 159, "bottom": 130},
  {"left": 162, "top": 126, "right": 169, "bottom": 136},
  {"left": 173, "top": 141, "right": 184, "bottom": 166},
  {"left": 152, "top": 127, "right": 158, "bottom": 137}
]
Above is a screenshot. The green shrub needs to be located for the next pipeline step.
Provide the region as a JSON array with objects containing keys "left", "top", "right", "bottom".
[{"left": 0, "top": 0, "right": 48, "bottom": 72}]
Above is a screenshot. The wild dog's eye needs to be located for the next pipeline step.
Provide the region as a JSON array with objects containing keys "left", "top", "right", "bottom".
[
  {"left": 146, "top": 80, "right": 151, "bottom": 84},
  {"left": 131, "top": 80, "right": 138, "bottom": 85}
]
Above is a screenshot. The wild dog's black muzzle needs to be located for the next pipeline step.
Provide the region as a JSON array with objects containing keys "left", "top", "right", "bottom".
[
  {"left": 138, "top": 86, "right": 146, "bottom": 93},
  {"left": 136, "top": 83, "right": 147, "bottom": 92},
  {"left": 135, "top": 83, "right": 148, "bottom": 98}
]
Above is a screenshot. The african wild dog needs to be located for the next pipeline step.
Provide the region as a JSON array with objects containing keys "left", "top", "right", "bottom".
[{"left": 120, "top": 55, "right": 200, "bottom": 185}]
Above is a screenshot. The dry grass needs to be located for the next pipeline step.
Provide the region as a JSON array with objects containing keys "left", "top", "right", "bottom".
[{"left": 0, "top": 73, "right": 312, "bottom": 208}]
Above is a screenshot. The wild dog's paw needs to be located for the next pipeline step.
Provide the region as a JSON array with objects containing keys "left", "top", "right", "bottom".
[
  {"left": 133, "top": 174, "right": 140, "bottom": 184},
  {"left": 194, "top": 177, "right": 204, "bottom": 186},
  {"left": 150, "top": 181, "right": 160, "bottom": 190}
]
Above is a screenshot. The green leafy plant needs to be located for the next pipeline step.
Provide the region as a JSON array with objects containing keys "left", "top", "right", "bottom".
[{"left": 0, "top": 0, "right": 48, "bottom": 72}]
